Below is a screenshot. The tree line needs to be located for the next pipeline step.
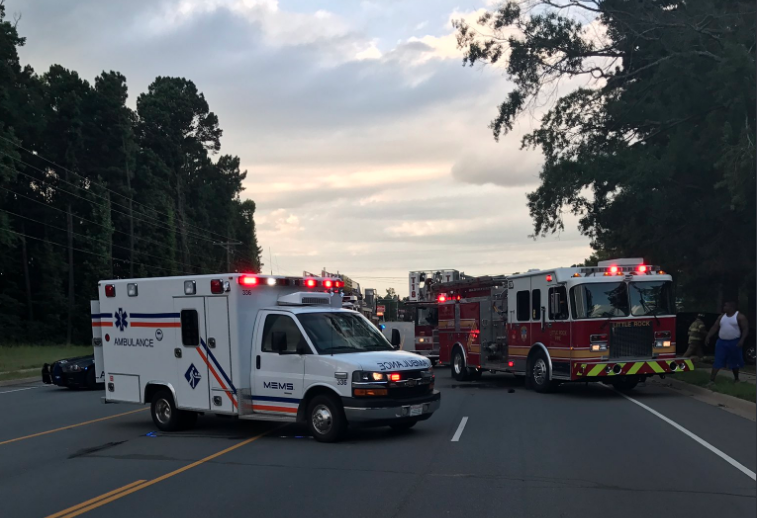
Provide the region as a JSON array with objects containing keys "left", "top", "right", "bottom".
[
  {"left": 0, "top": 3, "right": 262, "bottom": 344},
  {"left": 455, "top": 0, "right": 756, "bottom": 315}
]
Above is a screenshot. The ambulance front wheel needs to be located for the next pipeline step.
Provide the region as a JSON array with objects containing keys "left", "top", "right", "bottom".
[{"left": 307, "top": 394, "right": 347, "bottom": 443}]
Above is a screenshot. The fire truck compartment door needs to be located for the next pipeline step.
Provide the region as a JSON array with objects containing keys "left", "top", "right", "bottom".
[
  {"left": 173, "top": 297, "right": 210, "bottom": 412},
  {"left": 91, "top": 300, "right": 105, "bottom": 383},
  {"left": 251, "top": 311, "right": 306, "bottom": 416}
]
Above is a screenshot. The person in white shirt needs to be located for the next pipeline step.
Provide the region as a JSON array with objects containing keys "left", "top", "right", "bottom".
[{"left": 706, "top": 301, "right": 749, "bottom": 383}]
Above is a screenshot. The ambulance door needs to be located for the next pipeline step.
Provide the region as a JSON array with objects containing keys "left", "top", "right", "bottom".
[
  {"left": 251, "top": 311, "right": 306, "bottom": 416},
  {"left": 204, "top": 297, "right": 236, "bottom": 413},
  {"left": 90, "top": 300, "right": 105, "bottom": 384},
  {"left": 172, "top": 297, "right": 210, "bottom": 411}
]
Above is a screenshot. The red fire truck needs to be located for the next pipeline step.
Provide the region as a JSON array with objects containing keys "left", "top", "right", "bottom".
[{"left": 434, "top": 259, "right": 694, "bottom": 392}]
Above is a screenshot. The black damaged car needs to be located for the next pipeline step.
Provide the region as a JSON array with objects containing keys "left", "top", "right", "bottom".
[{"left": 41, "top": 355, "right": 100, "bottom": 389}]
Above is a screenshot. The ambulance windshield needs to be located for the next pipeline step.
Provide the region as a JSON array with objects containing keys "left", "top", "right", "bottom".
[{"left": 297, "top": 312, "right": 394, "bottom": 354}]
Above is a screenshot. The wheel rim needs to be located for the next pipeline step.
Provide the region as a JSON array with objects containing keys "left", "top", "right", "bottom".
[
  {"left": 453, "top": 353, "right": 463, "bottom": 375},
  {"left": 155, "top": 399, "right": 171, "bottom": 425},
  {"left": 312, "top": 404, "right": 333, "bottom": 435},
  {"left": 533, "top": 358, "right": 547, "bottom": 385}
]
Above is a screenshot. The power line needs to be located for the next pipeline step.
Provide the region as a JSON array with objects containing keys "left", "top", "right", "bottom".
[
  {"left": 0, "top": 135, "right": 238, "bottom": 242},
  {"left": 0, "top": 227, "right": 183, "bottom": 276},
  {"left": 0, "top": 207, "right": 197, "bottom": 274},
  {"left": 0, "top": 161, "right": 224, "bottom": 246},
  {"left": 0, "top": 184, "right": 184, "bottom": 258}
]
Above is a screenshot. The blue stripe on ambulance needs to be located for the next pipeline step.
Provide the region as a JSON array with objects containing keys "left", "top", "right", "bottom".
[{"left": 200, "top": 338, "right": 237, "bottom": 394}]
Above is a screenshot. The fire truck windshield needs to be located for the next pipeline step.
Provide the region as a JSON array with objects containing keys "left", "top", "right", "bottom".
[
  {"left": 297, "top": 312, "right": 395, "bottom": 354},
  {"left": 629, "top": 281, "right": 674, "bottom": 316},
  {"left": 570, "top": 280, "right": 675, "bottom": 319}
]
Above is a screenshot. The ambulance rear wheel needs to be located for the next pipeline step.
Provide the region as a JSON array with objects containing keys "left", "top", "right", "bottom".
[
  {"left": 307, "top": 394, "right": 346, "bottom": 443},
  {"left": 151, "top": 390, "right": 182, "bottom": 431},
  {"left": 452, "top": 348, "right": 469, "bottom": 381}
]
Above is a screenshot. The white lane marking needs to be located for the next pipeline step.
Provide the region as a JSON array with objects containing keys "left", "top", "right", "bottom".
[
  {"left": 0, "top": 386, "right": 43, "bottom": 395},
  {"left": 615, "top": 390, "right": 756, "bottom": 481},
  {"left": 451, "top": 416, "right": 468, "bottom": 442}
]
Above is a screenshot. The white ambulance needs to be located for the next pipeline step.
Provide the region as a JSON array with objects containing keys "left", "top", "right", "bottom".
[{"left": 91, "top": 273, "right": 440, "bottom": 442}]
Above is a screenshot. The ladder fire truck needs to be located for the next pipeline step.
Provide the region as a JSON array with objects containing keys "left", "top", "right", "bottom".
[{"left": 433, "top": 259, "right": 693, "bottom": 392}]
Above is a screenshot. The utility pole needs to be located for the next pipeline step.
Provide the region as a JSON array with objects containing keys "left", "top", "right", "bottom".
[{"left": 213, "top": 241, "right": 242, "bottom": 272}]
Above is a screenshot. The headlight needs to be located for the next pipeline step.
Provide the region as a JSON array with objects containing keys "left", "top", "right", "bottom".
[
  {"left": 590, "top": 343, "right": 608, "bottom": 352},
  {"left": 655, "top": 340, "right": 672, "bottom": 348},
  {"left": 63, "top": 363, "right": 83, "bottom": 373},
  {"left": 353, "top": 371, "right": 386, "bottom": 382}
]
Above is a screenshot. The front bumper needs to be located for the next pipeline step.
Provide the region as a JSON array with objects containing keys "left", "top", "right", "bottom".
[
  {"left": 42, "top": 364, "right": 88, "bottom": 387},
  {"left": 573, "top": 358, "right": 694, "bottom": 379},
  {"left": 343, "top": 390, "right": 441, "bottom": 424}
]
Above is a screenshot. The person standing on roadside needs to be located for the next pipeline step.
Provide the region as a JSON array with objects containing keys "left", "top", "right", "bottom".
[
  {"left": 706, "top": 301, "right": 749, "bottom": 383},
  {"left": 683, "top": 314, "right": 707, "bottom": 359}
]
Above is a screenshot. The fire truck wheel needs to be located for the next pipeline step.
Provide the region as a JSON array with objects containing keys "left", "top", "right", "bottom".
[
  {"left": 151, "top": 389, "right": 183, "bottom": 431},
  {"left": 610, "top": 377, "right": 638, "bottom": 391},
  {"left": 451, "top": 348, "right": 469, "bottom": 381},
  {"left": 528, "top": 352, "right": 555, "bottom": 393},
  {"left": 307, "top": 394, "right": 347, "bottom": 443}
]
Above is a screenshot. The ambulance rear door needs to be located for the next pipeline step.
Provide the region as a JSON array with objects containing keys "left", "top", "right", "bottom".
[{"left": 91, "top": 300, "right": 105, "bottom": 384}]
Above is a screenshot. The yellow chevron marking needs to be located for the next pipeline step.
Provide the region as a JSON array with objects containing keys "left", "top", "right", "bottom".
[
  {"left": 649, "top": 361, "right": 665, "bottom": 373},
  {"left": 588, "top": 364, "right": 605, "bottom": 376},
  {"left": 627, "top": 362, "right": 643, "bottom": 375},
  {"left": 684, "top": 359, "right": 694, "bottom": 370}
]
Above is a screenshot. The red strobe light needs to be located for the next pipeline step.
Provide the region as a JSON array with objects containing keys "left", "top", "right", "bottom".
[
  {"left": 638, "top": 265, "right": 647, "bottom": 273},
  {"left": 438, "top": 295, "right": 446, "bottom": 302},
  {"left": 609, "top": 265, "right": 619, "bottom": 274},
  {"left": 305, "top": 279, "right": 317, "bottom": 288},
  {"left": 389, "top": 373, "right": 401, "bottom": 382},
  {"left": 238, "top": 275, "right": 259, "bottom": 286},
  {"left": 507, "top": 361, "right": 514, "bottom": 367},
  {"left": 334, "top": 280, "right": 344, "bottom": 288},
  {"left": 105, "top": 284, "right": 116, "bottom": 297},
  {"left": 546, "top": 274, "right": 553, "bottom": 282},
  {"left": 210, "top": 279, "right": 224, "bottom": 294},
  {"left": 324, "top": 280, "right": 334, "bottom": 288}
]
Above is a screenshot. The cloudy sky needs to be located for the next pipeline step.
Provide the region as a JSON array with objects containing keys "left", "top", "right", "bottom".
[{"left": 14, "top": 0, "right": 592, "bottom": 296}]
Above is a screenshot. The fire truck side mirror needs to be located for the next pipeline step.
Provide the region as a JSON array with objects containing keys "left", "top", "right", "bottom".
[{"left": 390, "top": 329, "right": 401, "bottom": 348}]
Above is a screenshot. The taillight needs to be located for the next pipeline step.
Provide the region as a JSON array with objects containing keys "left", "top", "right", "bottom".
[
  {"left": 210, "top": 279, "right": 223, "bottom": 294},
  {"left": 105, "top": 284, "right": 116, "bottom": 297},
  {"left": 238, "top": 275, "right": 258, "bottom": 286}
]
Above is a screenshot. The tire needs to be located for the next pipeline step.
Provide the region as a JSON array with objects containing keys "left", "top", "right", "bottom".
[
  {"left": 528, "top": 351, "right": 555, "bottom": 393},
  {"left": 307, "top": 394, "right": 347, "bottom": 443},
  {"left": 451, "top": 347, "right": 469, "bottom": 381},
  {"left": 611, "top": 377, "right": 639, "bottom": 392},
  {"left": 151, "top": 389, "right": 183, "bottom": 431},
  {"left": 390, "top": 419, "right": 419, "bottom": 431}
]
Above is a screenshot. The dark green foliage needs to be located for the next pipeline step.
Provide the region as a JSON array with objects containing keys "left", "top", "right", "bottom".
[
  {"left": 0, "top": 3, "right": 262, "bottom": 343},
  {"left": 455, "top": 0, "right": 755, "bottom": 312}
]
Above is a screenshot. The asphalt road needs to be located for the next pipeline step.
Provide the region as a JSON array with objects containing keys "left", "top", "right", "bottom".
[{"left": 1, "top": 373, "right": 754, "bottom": 518}]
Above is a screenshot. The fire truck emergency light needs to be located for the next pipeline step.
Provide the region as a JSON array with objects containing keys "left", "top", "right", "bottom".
[
  {"left": 546, "top": 275, "right": 553, "bottom": 282},
  {"left": 438, "top": 295, "right": 446, "bottom": 302},
  {"left": 324, "top": 280, "right": 333, "bottom": 288},
  {"left": 305, "top": 279, "right": 317, "bottom": 288}
]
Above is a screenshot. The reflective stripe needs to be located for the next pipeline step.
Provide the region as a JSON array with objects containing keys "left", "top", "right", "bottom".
[
  {"left": 588, "top": 364, "right": 605, "bottom": 376},
  {"left": 649, "top": 361, "right": 665, "bottom": 373},
  {"left": 627, "top": 362, "right": 643, "bottom": 375}
]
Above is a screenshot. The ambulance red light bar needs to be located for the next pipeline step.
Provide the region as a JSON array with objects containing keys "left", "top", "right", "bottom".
[
  {"left": 609, "top": 266, "right": 618, "bottom": 274},
  {"left": 238, "top": 275, "right": 259, "bottom": 286},
  {"left": 637, "top": 265, "right": 647, "bottom": 273}
]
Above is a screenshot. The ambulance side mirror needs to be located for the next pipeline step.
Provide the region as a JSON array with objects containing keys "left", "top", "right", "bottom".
[
  {"left": 271, "top": 332, "right": 288, "bottom": 353},
  {"left": 390, "top": 329, "right": 401, "bottom": 348}
]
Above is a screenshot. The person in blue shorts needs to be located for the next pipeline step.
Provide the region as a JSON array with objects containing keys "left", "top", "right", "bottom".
[{"left": 706, "top": 301, "right": 749, "bottom": 383}]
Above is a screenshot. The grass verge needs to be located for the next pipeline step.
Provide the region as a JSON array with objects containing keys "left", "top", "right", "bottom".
[
  {"left": 0, "top": 370, "right": 40, "bottom": 382},
  {"left": 672, "top": 370, "right": 756, "bottom": 403},
  {"left": 0, "top": 345, "right": 92, "bottom": 374}
]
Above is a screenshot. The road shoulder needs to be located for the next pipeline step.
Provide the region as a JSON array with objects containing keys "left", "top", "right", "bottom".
[{"left": 649, "top": 377, "right": 756, "bottom": 422}]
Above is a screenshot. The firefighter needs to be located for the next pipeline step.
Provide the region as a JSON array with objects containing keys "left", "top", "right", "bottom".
[{"left": 683, "top": 314, "right": 707, "bottom": 359}]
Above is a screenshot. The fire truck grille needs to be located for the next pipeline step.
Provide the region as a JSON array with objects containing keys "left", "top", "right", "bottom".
[{"left": 610, "top": 325, "right": 653, "bottom": 359}]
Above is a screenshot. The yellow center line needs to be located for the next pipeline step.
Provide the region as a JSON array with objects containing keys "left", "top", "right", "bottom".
[
  {"left": 45, "top": 480, "right": 148, "bottom": 518},
  {"left": 0, "top": 408, "right": 148, "bottom": 446},
  {"left": 50, "top": 427, "right": 278, "bottom": 518}
]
